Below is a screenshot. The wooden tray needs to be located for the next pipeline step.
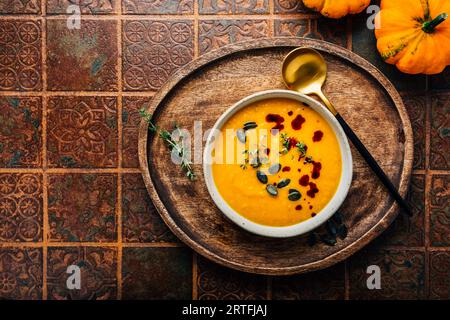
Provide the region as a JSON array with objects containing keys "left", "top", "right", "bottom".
[{"left": 138, "top": 38, "right": 413, "bottom": 275}]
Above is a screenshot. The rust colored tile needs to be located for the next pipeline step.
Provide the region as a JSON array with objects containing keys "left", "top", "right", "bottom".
[
  {"left": 47, "top": 247, "right": 117, "bottom": 300},
  {"left": 122, "top": 174, "right": 177, "bottom": 243},
  {"left": 122, "top": 96, "right": 151, "bottom": 168},
  {"left": 0, "top": 174, "right": 43, "bottom": 242},
  {"left": 47, "top": 0, "right": 118, "bottom": 14},
  {"left": 46, "top": 19, "right": 118, "bottom": 91},
  {"left": 199, "top": 0, "right": 269, "bottom": 14},
  {"left": 401, "top": 93, "right": 426, "bottom": 170},
  {"left": 0, "top": 0, "right": 41, "bottom": 13},
  {"left": 430, "top": 175, "right": 450, "bottom": 246},
  {"left": 48, "top": 173, "right": 117, "bottom": 242},
  {"left": 47, "top": 96, "right": 118, "bottom": 168},
  {"left": 0, "top": 97, "right": 42, "bottom": 168},
  {"left": 122, "top": 247, "right": 192, "bottom": 299},
  {"left": 274, "top": 0, "right": 310, "bottom": 13},
  {"left": 197, "top": 256, "right": 267, "bottom": 300},
  {"left": 430, "top": 94, "right": 450, "bottom": 170},
  {"left": 123, "top": 20, "right": 194, "bottom": 91},
  {"left": 199, "top": 20, "right": 269, "bottom": 54},
  {"left": 0, "top": 20, "right": 42, "bottom": 91},
  {"left": 123, "top": 0, "right": 193, "bottom": 14},
  {"left": 272, "top": 263, "right": 345, "bottom": 300},
  {"left": 376, "top": 175, "right": 425, "bottom": 246},
  {"left": 349, "top": 248, "right": 425, "bottom": 299},
  {"left": 274, "top": 19, "right": 309, "bottom": 37},
  {"left": 429, "top": 251, "right": 450, "bottom": 300},
  {"left": 0, "top": 248, "right": 42, "bottom": 299},
  {"left": 311, "top": 18, "right": 347, "bottom": 47}
]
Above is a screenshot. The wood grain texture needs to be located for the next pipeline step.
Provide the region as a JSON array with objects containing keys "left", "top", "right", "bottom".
[{"left": 138, "top": 37, "right": 413, "bottom": 275}]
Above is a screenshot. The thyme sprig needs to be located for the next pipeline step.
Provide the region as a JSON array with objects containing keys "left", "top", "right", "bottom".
[{"left": 140, "top": 108, "right": 196, "bottom": 181}]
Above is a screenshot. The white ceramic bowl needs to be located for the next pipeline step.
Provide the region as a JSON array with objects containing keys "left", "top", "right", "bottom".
[{"left": 203, "top": 90, "right": 353, "bottom": 238}]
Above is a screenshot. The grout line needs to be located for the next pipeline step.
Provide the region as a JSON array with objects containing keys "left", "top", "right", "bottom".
[
  {"left": 116, "top": 7, "right": 123, "bottom": 299},
  {"left": 344, "top": 260, "right": 350, "bottom": 300},
  {"left": 193, "top": 0, "right": 199, "bottom": 59},
  {"left": 192, "top": 253, "right": 198, "bottom": 300},
  {"left": 346, "top": 16, "right": 352, "bottom": 51},
  {"left": 0, "top": 242, "right": 185, "bottom": 248},
  {"left": 424, "top": 92, "right": 432, "bottom": 298},
  {"left": 40, "top": 0, "right": 48, "bottom": 300},
  {"left": 266, "top": 276, "right": 273, "bottom": 300}
]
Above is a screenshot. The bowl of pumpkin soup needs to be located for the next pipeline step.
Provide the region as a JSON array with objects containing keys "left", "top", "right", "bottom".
[{"left": 203, "top": 90, "right": 352, "bottom": 238}]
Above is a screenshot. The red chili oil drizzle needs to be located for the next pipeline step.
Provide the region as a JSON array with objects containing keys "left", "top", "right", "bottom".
[
  {"left": 311, "top": 212, "right": 317, "bottom": 217},
  {"left": 291, "top": 114, "right": 305, "bottom": 130},
  {"left": 309, "top": 205, "right": 313, "bottom": 209},
  {"left": 299, "top": 175, "right": 309, "bottom": 186},
  {"left": 264, "top": 148, "right": 270, "bottom": 156},
  {"left": 288, "top": 111, "right": 293, "bottom": 116},
  {"left": 312, "top": 130, "right": 323, "bottom": 142},
  {"left": 266, "top": 114, "right": 285, "bottom": 132},
  {"left": 282, "top": 166, "right": 291, "bottom": 172},
  {"left": 295, "top": 205, "right": 302, "bottom": 210},
  {"left": 311, "top": 161, "right": 322, "bottom": 179},
  {"left": 306, "top": 182, "right": 319, "bottom": 198},
  {"left": 288, "top": 137, "right": 298, "bottom": 150},
  {"left": 297, "top": 168, "right": 301, "bottom": 172}
]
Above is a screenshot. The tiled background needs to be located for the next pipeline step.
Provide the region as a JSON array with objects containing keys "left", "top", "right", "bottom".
[{"left": 0, "top": 0, "right": 448, "bottom": 300}]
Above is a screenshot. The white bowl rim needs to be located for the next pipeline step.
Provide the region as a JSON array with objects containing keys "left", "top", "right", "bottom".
[{"left": 203, "top": 89, "right": 353, "bottom": 238}]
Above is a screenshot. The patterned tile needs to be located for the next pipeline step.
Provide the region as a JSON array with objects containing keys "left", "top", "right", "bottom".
[
  {"left": 430, "top": 66, "right": 450, "bottom": 90},
  {"left": 0, "top": 0, "right": 41, "bottom": 13},
  {"left": 272, "top": 263, "right": 345, "bottom": 300},
  {"left": 352, "top": 12, "right": 427, "bottom": 91},
  {"left": 274, "top": 19, "right": 309, "bottom": 37},
  {"left": 349, "top": 248, "right": 425, "bottom": 299},
  {"left": 430, "top": 175, "right": 450, "bottom": 247},
  {"left": 47, "top": 0, "right": 117, "bottom": 14},
  {"left": 123, "top": 0, "right": 193, "bottom": 14},
  {"left": 122, "top": 247, "right": 192, "bottom": 299},
  {"left": 46, "top": 19, "right": 118, "bottom": 91},
  {"left": 122, "top": 174, "right": 177, "bottom": 243},
  {"left": 0, "top": 20, "right": 42, "bottom": 91},
  {"left": 0, "top": 174, "right": 42, "bottom": 242},
  {"left": 47, "top": 96, "right": 118, "bottom": 168},
  {"left": 430, "top": 94, "right": 450, "bottom": 170},
  {"left": 199, "top": 20, "right": 269, "bottom": 54},
  {"left": 274, "top": 0, "right": 310, "bottom": 13},
  {"left": 0, "top": 97, "right": 42, "bottom": 168},
  {"left": 47, "top": 247, "right": 117, "bottom": 300},
  {"left": 48, "top": 174, "right": 117, "bottom": 242},
  {"left": 0, "top": 248, "right": 42, "bottom": 299},
  {"left": 402, "top": 93, "right": 426, "bottom": 170},
  {"left": 123, "top": 20, "right": 194, "bottom": 91},
  {"left": 197, "top": 257, "right": 267, "bottom": 300},
  {"left": 199, "top": 0, "right": 269, "bottom": 14},
  {"left": 122, "top": 96, "right": 150, "bottom": 168},
  {"left": 311, "top": 18, "right": 347, "bottom": 47},
  {"left": 376, "top": 175, "right": 425, "bottom": 246},
  {"left": 429, "top": 251, "right": 450, "bottom": 300}
]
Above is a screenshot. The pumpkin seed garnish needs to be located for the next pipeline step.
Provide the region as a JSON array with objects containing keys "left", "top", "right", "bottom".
[
  {"left": 243, "top": 121, "right": 257, "bottom": 131},
  {"left": 268, "top": 163, "right": 281, "bottom": 175},
  {"left": 236, "top": 128, "right": 246, "bottom": 143},
  {"left": 306, "top": 211, "right": 348, "bottom": 247},
  {"left": 277, "top": 178, "right": 291, "bottom": 188},
  {"left": 288, "top": 189, "right": 301, "bottom": 201},
  {"left": 266, "top": 184, "right": 278, "bottom": 196},
  {"left": 256, "top": 170, "right": 268, "bottom": 184}
]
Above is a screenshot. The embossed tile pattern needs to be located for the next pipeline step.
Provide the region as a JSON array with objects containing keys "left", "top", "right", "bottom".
[
  {"left": 123, "top": 0, "right": 193, "bottom": 14},
  {"left": 0, "top": 20, "right": 42, "bottom": 91},
  {"left": 47, "top": 0, "right": 118, "bottom": 14},
  {"left": 199, "top": 0, "right": 269, "bottom": 14},
  {"left": 430, "top": 175, "right": 450, "bottom": 247},
  {"left": 0, "top": 0, "right": 41, "bottom": 14}
]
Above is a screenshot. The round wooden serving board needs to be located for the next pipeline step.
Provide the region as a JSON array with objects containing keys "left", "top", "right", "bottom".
[{"left": 138, "top": 38, "right": 413, "bottom": 275}]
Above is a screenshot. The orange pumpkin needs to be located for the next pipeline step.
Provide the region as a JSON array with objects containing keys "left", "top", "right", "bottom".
[
  {"left": 302, "top": 0, "right": 371, "bottom": 19},
  {"left": 375, "top": 0, "right": 450, "bottom": 74}
]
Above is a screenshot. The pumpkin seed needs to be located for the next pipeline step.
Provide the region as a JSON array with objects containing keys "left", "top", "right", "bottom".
[
  {"left": 307, "top": 232, "right": 317, "bottom": 247},
  {"left": 320, "top": 234, "right": 337, "bottom": 246},
  {"left": 256, "top": 171, "right": 268, "bottom": 184},
  {"left": 331, "top": 211, "right": 343, "bottom": 225},
  {"left": 266, "top": 184, "right": 278, "bottom": 196},
  {"left": 243, "top": 121, "right": 257, "bottom": 131},
  {"left": 277, "top": 178, "right": 291, "bottom": 188},
  {"left": 268, "top": 163, "right": 281, "bottom": 175},
  {"left": 326, "top": 220, "right": 337, "bottom": 237},
  {"left": 288, "top": 189, "right": 301, "bottom": 201},
  {"left": 236, "top": 129, "right": 246, "bottom": 143},
  {"left": 337, "top": 224, "right": 348, "bottom": 240}
]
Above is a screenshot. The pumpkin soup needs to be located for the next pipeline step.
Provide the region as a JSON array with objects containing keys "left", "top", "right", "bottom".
[{"left": 211, "top": 98, "right": 342, "bottom": 227}]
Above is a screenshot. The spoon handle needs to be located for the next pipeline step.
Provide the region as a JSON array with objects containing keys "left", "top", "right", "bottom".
[{"left": 335, "top": 113, "right": 412, "bottom": 216}]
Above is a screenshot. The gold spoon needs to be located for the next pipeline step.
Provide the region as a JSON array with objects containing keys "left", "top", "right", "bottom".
[{"left": 282, "top": 47, "right": 412, "bottom": 216}]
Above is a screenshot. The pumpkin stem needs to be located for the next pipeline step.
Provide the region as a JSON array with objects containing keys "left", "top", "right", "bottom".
[{"left": 422, "top": 13, "right": 448, "bottom": 33}]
